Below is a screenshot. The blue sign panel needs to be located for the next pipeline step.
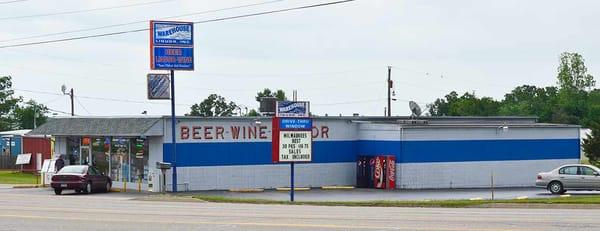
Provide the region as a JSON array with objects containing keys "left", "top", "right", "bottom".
[
  {"left": 152, "top": 47, "right": 194, "bottom": 70},
  {"left": 280, "top": 118, "right": 312, "bottom": 130},
  {"left": 152, "top": 21, "right": 193, "bottom": 46},
  {"left": 276, "top": 101, "right": 310, "bottom": 117}
]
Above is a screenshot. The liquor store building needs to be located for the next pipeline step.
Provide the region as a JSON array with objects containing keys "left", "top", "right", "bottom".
[{"left": 29, "top": 116, "right": 580, "bottom": 192}]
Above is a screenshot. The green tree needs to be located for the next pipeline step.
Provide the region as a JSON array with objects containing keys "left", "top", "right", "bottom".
[
  {"left": 188, "top": 94, "right": 237, "bottom": 117},
  {"left": 246, "top": 109, "right": 260, "bottom": 116},
  {"left": 583, "top": 122, "right": 600, "bottom": 167},
  {"left": 584, "top": 89, "right": 600, "bottom": 126},
  {"left": 255, "top": 88, "right": 287, "bottom": 102},
  {"left": 498, "top": 85, "right": 558, "bottom": 122},
  {"left": 13, "top": 100, "right": 49, "bottom": 129},
  {"left": 554, "top": 52, "right": 596, "bottom": 125},
  {"left": 427, "top": 91, "right": 500, "bottom": 116},
  {"left": 557, "top": 52, "right": 596, "bottom": 92},
  {"left": 0, "top": 76, "right": 22, "bottom": 131}
]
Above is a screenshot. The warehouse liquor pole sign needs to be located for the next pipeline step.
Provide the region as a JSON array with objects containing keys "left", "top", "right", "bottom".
[
  {"left": 272, "top": 101, "right": 312, "bottom": 201},
  {"left": 150, "top": 20, "right": 194, "bottom": 192}
]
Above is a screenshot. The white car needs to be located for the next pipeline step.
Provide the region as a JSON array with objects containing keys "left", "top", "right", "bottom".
[{"left": 536, "top": 164, "right": 600, "bottom": 194}]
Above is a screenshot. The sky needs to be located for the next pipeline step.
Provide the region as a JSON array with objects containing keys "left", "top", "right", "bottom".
[{"left": 1, "top": 0, "right": 599, "bottom": 117}]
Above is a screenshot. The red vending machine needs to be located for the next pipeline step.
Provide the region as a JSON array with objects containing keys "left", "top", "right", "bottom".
[
  {"left": 385, "top": 155, "right": 396, "bottom": 189},
  {"left": 373, "top": 156, "right": 386, "bottom": 189}
]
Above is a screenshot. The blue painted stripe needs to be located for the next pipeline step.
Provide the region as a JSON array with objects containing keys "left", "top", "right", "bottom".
[
  {"left": 163, "top": 139, "right": 580, "bottom": 166},
  {"left": 163, "top": 140, "right": 356, "bottom": 167},
  {"left": 357, "top": 139, "right": 580, "bottom": 163}
]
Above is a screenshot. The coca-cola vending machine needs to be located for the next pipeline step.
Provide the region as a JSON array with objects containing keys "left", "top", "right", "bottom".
[
  {"left": 385, "top": 155, "right": 396, "bottom": 189},
  {"left": 373, "top": 156, "right": 385, "bottom": 189}
]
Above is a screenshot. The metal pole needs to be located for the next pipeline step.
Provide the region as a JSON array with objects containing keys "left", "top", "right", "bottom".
[
  {"left": 170, "top": 69, "right": 178, "bottom": 192},
  {"left": 70, "top": 88, "right": 74, "bottom": 116},
  {"left": 290, "top": 162, "right": 294, "bottom": 202},
  {"left": 33, "top": 106, "right": 36, "bottom": 129},
  {"left": 387, "top": 66, "right": 391, "bottom": 117},
  {"left": 491, "top": 171, "right": 495, "bottom": 200}
]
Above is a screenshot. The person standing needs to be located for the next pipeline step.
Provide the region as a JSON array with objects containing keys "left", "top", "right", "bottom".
[{"left": 54, "top": 155, "right": 65, "bottom": 172}]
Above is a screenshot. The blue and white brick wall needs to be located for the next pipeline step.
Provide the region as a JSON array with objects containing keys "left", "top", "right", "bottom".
[{"left": 158, "top": 117, "right": 580, "bottom": 191}]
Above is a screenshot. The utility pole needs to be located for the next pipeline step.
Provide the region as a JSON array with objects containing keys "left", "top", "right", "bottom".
[
  {"left": 387, "top": 66, "right": 392, "bottom": 117},
  {"left": 33, "top": 106, "right": 36, "bottom": 129},
  {"left": 61, "top": 85, "right": 74, "bottom": 116},
  {"left": 70, "top": 88, "right": 74, "bottom": 116}
]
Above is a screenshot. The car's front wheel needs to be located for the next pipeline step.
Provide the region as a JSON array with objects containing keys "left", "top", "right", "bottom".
[
  {"left": 54, "top": 188, "right": 62, "bottom": 195},
  {"left": 83, "top": 182, "right": 92, "bottom": 194},
  {"left": 548, "top": 181, "right": 564, "bottom": 194}
]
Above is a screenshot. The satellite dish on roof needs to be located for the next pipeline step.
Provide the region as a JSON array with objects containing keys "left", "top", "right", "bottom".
[{"left": 409, "top": 101, "right": 422, "bottom": 117}]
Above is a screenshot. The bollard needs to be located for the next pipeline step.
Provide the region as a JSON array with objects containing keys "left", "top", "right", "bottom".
[
  {"left": 490, "top": 172, "right": 495, "bottom": 200},
  {"left": 137, "top": 178, "right": 141, "bottom": 193}
]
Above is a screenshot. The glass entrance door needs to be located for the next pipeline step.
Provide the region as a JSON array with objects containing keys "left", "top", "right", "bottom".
[{"left": 80, "top": 146, "right": 91, "bottom": 165}]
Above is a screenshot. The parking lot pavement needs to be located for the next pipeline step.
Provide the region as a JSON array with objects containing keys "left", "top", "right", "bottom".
[{"left": 191, "top": 187, "right": 600, "bottom": 201}]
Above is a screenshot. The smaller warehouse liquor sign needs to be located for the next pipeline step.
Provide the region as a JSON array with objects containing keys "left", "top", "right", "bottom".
[{"left": 276, "top": 101, "right": 309, "bottom": 118}]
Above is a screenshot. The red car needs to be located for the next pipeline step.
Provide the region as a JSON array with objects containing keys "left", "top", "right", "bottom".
[{"left": 51, "top": 165, "right": 112, "bottom": 195}]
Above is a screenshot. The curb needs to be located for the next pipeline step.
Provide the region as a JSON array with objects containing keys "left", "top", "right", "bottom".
[
  {"left": 321, "top": 186, "right": 355, "bottom": 190},
  {"left": 276, "top": 187, "right": 310, "bottom": 191},
  {"left": 229, "top": 188, "right": 265, "bottom": 193},
  {"left": 12, "top": 185, "right": 43, "bottom": 189}
]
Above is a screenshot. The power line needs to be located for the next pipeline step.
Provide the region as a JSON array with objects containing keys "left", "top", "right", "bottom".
[
  {"left": 0, "top": 0, "right": 175, "bottom": 21},
  {"left": 75, "top": 97, "right": 91, "bottom": 115},
  {"left": 13, "top": 88, "right": 194, "bottom": 107},
  {"left": 0, "top": 0, "right": 356, "bottom": 49},
  {"left": 0, "top": 0, "right": 285, "bottom": 43},
  {"left": 0, "top": 0, "right": 27, "bottom": 4}
]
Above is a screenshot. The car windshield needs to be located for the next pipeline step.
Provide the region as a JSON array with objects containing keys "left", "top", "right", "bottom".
[{"left": 58, "top": 166, "right": 87, "bottom": 174}]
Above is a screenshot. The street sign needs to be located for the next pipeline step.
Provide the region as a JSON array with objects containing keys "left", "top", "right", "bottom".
[
  {"left": 150, "top": 20, "right": 194, "bottom": 71},
  {"left": 280, "top": 118, "right": 312, "bottom": 130},
  {"left": 147, "top": 74, "right": 170, "bottom": 99},
  {"left": 278, "top": 131, "right": 312, "bottom": 162},
  {"left": 276, "top": 101, "right": 310, "bottom": 117}
]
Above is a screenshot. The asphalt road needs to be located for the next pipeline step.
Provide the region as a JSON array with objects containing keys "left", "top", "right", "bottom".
[{"left": 1, "top": 187, "right": 600, "bottom": 231}]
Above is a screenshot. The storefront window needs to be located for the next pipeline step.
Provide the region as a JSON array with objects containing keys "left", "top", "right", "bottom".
[
  {"left": 66, "top": 137, "right": 80, "bottom": 165},
  {"left": 110, "top": 138, "right": 130, "bottom": 182},
  {"left": 130, "top": 138, "right": 149, "bottom": 183},
  {"left": 92, "top": 137, "right": 110, "bottom": 176},
  {"left": 62, "top": 136, "right": 149, "bottom": 183}
]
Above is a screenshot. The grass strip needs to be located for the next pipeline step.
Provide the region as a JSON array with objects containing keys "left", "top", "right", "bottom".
[
  {"left": 192, "top": 194, "right": 600, "bottom": 208},
  {"left": 0, "top": 171, "right": 38, "bottom": 184}
]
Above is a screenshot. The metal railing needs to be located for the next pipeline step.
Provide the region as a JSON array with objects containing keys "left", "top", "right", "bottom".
[{"left": 0, "top": 155, "right": 17, "bottom": 170}]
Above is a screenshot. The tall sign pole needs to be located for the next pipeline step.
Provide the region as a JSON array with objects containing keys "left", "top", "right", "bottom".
[
  {"left": 170, "top": 69, "right": 177, "bottom": 192},
  {"left": 150, "top": 20, "right": 194, "bottom": 193}
]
